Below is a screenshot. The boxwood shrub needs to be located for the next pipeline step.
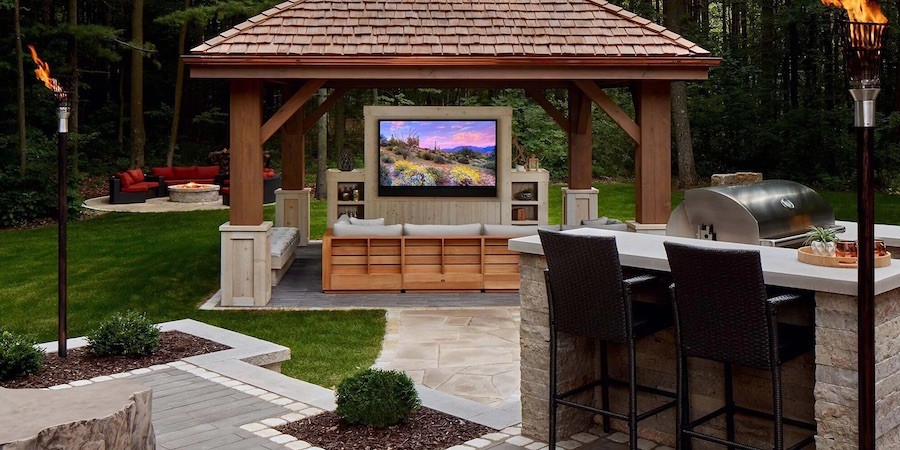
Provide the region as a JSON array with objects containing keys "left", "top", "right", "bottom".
[
  {"left": 0, "top": 329, "right": 45, "bottom": 381},
  {"left": 87, "top": 311, "right": 161, "bottom": 357},
  {"left": 335, "top": 368, "right": 421, "bottom": 427}
]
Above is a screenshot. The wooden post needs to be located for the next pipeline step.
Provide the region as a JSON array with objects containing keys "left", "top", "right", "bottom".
[
  {"left": 281, "top": 93, "right": 305, "bottom": 190},
  {"left": 567, "top": 88, "right": 592, "bottom": 190},
  {"left": 229, "top": 79, "right": 264, "bottom": 226},
  {"left": 634, "top": 81, "right": 672, "bottom": 225}
]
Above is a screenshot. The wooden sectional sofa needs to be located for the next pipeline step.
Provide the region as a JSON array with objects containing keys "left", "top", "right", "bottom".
[{"left": 321, "top": 230, "right": 521, "bottom": 292}]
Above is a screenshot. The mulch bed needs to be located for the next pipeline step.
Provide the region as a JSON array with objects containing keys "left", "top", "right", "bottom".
[
  {"left": 276, "top": 407, "right": 493, "bottom": 450},
  {"left": 1, "top": 331, "right": 229, "bottom": 389}
]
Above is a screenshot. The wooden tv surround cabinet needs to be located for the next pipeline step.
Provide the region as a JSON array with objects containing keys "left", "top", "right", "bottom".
[{"left": 321, "top": 231, "right": 521, "bottom": 292}]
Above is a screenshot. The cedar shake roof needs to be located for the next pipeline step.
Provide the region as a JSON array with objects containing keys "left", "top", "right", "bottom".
[{"left": 191, "top": 0, "right": 711, "bottom": 59}]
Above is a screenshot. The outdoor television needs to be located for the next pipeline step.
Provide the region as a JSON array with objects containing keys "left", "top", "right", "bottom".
[{"left": 378, "top": 119, "right": 498, "bottom": 197}]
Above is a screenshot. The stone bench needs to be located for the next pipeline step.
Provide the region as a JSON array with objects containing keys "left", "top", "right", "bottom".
[
  {"left": 0, "top": 379, "right": 154, "bottom": 449},
  {"left": 269, "top": 226, "right": 301, "bottom": 286}
]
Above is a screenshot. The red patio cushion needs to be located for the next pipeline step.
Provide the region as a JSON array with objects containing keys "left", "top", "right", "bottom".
[
  {"left": 172, "top": 165, "right": 197, "bottom": 179},
  {"left": 116, "top": 172, "right": 133, "bottom": 188},
  {"left": 122, "top": 184, "right": 149, "bottom": 193},
  {"left": 126, "top": 169, "right": 145, "bottom": 183},
  {"left": 263, "top": 168, "right": 276, "bottom": 179},
  {"left": 221, "top": 187, "right": 230, "bottom": 195},
  {"left": 132, "top": 181, "right": 159, "bottom": 189},
  {"left": 150, "top": 166, "right": 175, "bottom": 179},
  {"left": 196, "top": 166, "right": 220, "bottom": 179}
]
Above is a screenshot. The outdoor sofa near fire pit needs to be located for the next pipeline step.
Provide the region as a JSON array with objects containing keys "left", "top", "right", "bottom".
[
  {"left": 149, "top": 165, "right": 222, "bottom": 194},
  {"left": 109, "top": 169, "right": 166, "bottom": 204},
  {"left": 216, "top": 169, "right": 281, "bottom": 206}
]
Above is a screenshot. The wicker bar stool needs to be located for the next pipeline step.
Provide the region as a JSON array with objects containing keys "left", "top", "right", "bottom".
[
  {"left": 539, "top": 230, "right": 676, "bottom": 450},
  {"left": 663, "top": 242, "right": 815, "bottom": 450}
]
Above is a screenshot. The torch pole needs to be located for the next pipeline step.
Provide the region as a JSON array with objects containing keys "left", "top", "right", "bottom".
[
  {"left": 57, "top": 105, "right": 69, "bottom": 358},
  {"left": 852, "top": 87, "right": 878, "bottom": 448}
]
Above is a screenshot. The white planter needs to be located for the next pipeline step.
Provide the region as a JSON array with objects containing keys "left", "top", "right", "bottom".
[{"left": 811, "top": 241, "right": 836, "bottom": 257}]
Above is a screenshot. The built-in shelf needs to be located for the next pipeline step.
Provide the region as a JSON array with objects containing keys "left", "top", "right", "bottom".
[
  {"left": 507, "top": 170, "right": 548, "bottom": 225},
  {"left": 327, "top": 169, "right": 367, "bottom": 224},
  {"left": 336, "top": 201, "right": 366, "bottom": 205}
]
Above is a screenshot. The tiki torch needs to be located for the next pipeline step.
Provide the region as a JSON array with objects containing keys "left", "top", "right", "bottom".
[
  {"left": 821, "top": 1, "right": 888, "bottom": 447},
  {"left": 27, "top": 46, "right": 70, "bottom": 358}
]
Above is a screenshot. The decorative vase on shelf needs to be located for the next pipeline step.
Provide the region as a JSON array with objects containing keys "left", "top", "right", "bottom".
[
  {"left": 515, "top": 164, "right": 525, "bottom": 172},
  {"left": 339, "top": 149, "right": 353, "bottom": 172}
]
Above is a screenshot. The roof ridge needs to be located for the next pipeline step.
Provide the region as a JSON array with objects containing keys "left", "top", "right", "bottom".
[
  {"left": 580, "top": 0, "right": 710, "bottom": 55},
  {"left": 191, "top": 0, "right": 310, "bottom": 53}
]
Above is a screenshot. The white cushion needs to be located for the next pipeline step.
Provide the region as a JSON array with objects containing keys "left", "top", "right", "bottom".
[
  {"left": 336, "top": 214, "right": 351, "bottom": 224},
  {"left": 333, "top": 223, "right": 403, "bottom": 237},
  {"left": 483, "top": 224, "right": 561, "bottom": 237},
  {"left": 268, "top": 227, "right": 300, "bottom": 266},
  {"left": 403, "top": 223, "right": 483, "bottom": 236},
  {"left": 349, "top": 217, "right": 385, "bottom": 226}
]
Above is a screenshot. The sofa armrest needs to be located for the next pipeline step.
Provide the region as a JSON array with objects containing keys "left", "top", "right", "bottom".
[{"left": 145, "top": 175, "right": 167, "bottom": 196}]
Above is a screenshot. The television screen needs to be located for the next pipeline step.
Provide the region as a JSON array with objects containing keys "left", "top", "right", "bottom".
[{"left": 378, "top": 120, "right": 498, "bottom": 197}]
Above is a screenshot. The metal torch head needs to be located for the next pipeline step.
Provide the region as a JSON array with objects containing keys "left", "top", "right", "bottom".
[
  {"left": 838, "top": 19, "right": 888, "bottom": 89},
  {"left": 54, "top": 75, "right": 73, "bottom": 133}
]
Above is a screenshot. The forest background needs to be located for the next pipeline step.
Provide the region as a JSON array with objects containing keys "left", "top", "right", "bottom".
[{"left": 2, "top": 0, "right": 900, "bottom": 226}]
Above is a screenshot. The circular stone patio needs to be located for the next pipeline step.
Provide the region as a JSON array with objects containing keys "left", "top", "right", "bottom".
[{"left": 83, "top": 195, "right": 229, "bottom": 213}]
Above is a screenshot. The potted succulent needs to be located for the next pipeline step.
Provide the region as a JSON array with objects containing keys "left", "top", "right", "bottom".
[{"left": 805, "top": 226, "right": 838, "bottom": 256}]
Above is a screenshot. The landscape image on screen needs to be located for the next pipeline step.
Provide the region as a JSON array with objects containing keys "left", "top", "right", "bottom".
[{"left": 379, "top": 120, "right": 497, "bottom": 189}]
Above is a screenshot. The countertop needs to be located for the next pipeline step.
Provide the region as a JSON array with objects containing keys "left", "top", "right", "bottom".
[
  {"left": 509, "top": 228, "right": 900, "bottom": 296},
  {"left": 835, "top": 220, "right": 900, "bottom": 248}
]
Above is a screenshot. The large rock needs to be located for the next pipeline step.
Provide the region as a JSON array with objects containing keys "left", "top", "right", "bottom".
[
  {"left": 710, "top": 172, "right": 763, "bottom": 186},
  {"left": 0, "top": 379, "right": 155, "bottom": 449}
]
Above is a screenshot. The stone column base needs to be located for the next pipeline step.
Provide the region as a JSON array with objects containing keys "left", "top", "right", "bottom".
[
  {"left": 562, "top": 187, "right": 599, "bottom": 226},
  {"left": 275, "top": 188, "right": 310, "bottom": 246},
  {"left": 626, "top": 221, "right": 667, "bottom": 235},
  {"left": 220, "top": 221, "right": 272, "bottom": 307}
]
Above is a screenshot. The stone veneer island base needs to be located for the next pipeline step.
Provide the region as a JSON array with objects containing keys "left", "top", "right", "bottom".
[
  {"left": 0, "top": 379, "right": 155, "bottom": 449},
  {"left": 511, "top": 228, "right": 900, "bottom": 449}
]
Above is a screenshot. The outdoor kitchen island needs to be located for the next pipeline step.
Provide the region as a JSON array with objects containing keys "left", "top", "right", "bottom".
[{"left": 510, "top": 228, "right": 900, "bottom": 449}]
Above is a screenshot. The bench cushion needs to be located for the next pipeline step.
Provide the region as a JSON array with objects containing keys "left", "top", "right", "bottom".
[
  {"left": 403, "top": 223, "right": 482, "bottom": 236},
  {"left": 269, "top": 227, "right": 300, "bottom": 268},
  {"left": 334, "top": 223, "right": 403, "bottom": 237}
]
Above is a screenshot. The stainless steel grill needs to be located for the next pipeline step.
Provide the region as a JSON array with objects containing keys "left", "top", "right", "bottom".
[{"left": 666, "top": 180, "right": 844, "bottom": 247}]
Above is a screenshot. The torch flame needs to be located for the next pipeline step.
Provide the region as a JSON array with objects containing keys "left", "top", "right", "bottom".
[
  {"left": 26, "top": 45, "right": 62, "bottom": 94},
  {"left": 821, "top": 0, "right": 888, "bottom": 24}
]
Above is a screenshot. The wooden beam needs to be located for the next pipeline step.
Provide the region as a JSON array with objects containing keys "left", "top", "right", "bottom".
[
  {"left": 281, "top": 87, "right": 305, "bottom": 190},
  {"left": 229, "top": 79, "right": 264, "bottom": 226},
  {"left": 634, "top": 81, "right": 672, "bottom": 225},
  {"left": 524, "top": 88, "right": 570, "bottom": 133},
  {"left": 574, "top": 80, "right": 641, "bottom": 145},
  {"left": 567, "top": 88, "right": 592, "bottom": 190},
  {"left": 302, "top": 87, "right": 347, "bottom": 132},
  {"left": 259, "top": 79, "right": 324, "bottom": 144}
]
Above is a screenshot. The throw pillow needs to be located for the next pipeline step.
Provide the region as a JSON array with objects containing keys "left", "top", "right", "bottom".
[
  {"left": 336, "top": 214, "right": 351, "bottom": 224},
  {"left": 126, "top": 168, "right": 145, "bottom": 183}
]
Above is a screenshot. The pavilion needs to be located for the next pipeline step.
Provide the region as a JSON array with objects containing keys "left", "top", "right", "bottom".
[{"left": 184, "top": 0, "right": 721, "bottom": 306}]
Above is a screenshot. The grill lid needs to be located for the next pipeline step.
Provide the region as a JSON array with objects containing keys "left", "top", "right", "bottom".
[{"left": 667, "top": 180, "right": 837, "bottom": 246}]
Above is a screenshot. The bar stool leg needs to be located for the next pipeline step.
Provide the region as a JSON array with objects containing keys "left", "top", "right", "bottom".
[
  {"left": 628, "top": 338, "right": 638, "bottom": 450},
  {"left": 677, "top": 353, "right": 692, "bottom": 450},
  {"left": 772, "top": 364, "right": 784, "bottom": 450},
  {"left": 724, "top": 362, "right": 735, "bottom": 450},
  {"left": 600, "top": 341, "right": 612, "bottom": 433},
  {"left": 549, "top": 329, "right": 558, "bottom": 449}
]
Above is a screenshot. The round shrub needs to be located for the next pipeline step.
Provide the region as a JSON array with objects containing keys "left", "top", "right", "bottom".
[
  {"left": 0, "top": 329, "right": 45, "bottom": 381},
  {"left": 336, "top": 369, "right": 421, "bottom": 427},
  {"left": 87, "top": 311, "right": 161, "bottom": 357}
]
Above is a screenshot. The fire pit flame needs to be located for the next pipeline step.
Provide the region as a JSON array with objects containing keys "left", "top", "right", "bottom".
[{"left": 184, "top": 182, "right": 202, "bottom": 189}]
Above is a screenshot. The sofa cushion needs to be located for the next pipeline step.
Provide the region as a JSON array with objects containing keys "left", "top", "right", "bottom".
[
  {"left": 126, "top": 169, "right": 145, "bottom": 183},
  {"left": 349, "top": 217, "right": 385, "bottom": 226},
  {"left": 263, "top": 168, "right": 276, "bottom": 179},
  {"left": 336, "top": 214, "right": 351, "bottom": 224},
  {"left": 150, "top": 167, "right": 175, "bottom": 179},
  {"left": 116, "top": 172, "right": 133, "bottom": 189},
  {"left": 172, "top": 165, "right": 197, "bottom": 179},
  {"left": 403, "top": 223, "right": 483, "bottom": 236},
  {"left": 130, "top": 181, "right": 159, "bottom": 190},
  {"left": 483, "top": 224, "right": 561, "bottom": 237},
  {"left": 196, "top": 165, "right": 220, "bottom": 179},
  {"left": 122, "top": 183, "right": 150, "bottom": 193},
  {"left": 334, "top": 223, "right": 403, "bottom": 237}
]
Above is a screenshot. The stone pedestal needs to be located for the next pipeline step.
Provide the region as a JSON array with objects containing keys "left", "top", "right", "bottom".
[
  {"left": 275, "top": 188, "right": 311, "bottom": 246},
  {"left": 626, "top": 221, "right": 668, "bottom": 235},
  {"left": 562, "top": 188, "right": 599, "bottom": 226},
  {"left": 220, "top": 221, "right": 272, "bottom": 307},
  {"left": 0, "top": 380, "right": 155, "bottom": 449}
]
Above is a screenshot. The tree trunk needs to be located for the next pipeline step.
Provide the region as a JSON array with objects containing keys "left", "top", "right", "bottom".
[
  {"left": 665, "top": 0, "right": 697, "bottom": 187},
  {"left": 165, "top": 0, "right": 191, "bottom": 166},
  {"left": 130, "top": 0, "right": 146, "bottom": 168},
  {"left": 118, "top": 63, "right": 125, "bottom": 153},
  {"left": 314, "top": 89, "right": 328, "bottom": 199},
  {"left": 68, "top": 0, "right": 79, "bottom": 172},
  {"left": 15, "top": 0, "right": 27, "bottom": 174},
  {"left": 334, "top": 100, "right": 347, "bottom": 168}
]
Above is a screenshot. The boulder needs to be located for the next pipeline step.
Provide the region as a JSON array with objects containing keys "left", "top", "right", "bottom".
[
  {"left": 0, "top": 379, "right": 155, "bottom": 449},
  {"left": 710, "top": 172, "right": 763, "bottom": 186}
]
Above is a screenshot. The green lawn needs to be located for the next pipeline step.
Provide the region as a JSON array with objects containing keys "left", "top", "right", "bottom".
[{"left": 2, "top": 182, "right": 899, "bottom": 388}]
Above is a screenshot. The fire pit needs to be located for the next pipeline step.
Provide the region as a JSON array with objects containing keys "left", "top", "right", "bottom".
[{"left": 168, "top": 182, "right": 220, "bottom": 203}]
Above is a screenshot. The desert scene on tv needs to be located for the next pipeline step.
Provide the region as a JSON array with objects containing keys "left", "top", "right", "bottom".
[{"left": 379, "top": 120, "right": 498, "bottom": 187}]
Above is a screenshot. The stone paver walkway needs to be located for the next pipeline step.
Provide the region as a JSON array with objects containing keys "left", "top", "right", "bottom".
[
  {"left": 83, "top": 195, "right": 230, "bottom": 213},
  {"left": 374, "top": 308, "right": 520, "bottom": 407}
]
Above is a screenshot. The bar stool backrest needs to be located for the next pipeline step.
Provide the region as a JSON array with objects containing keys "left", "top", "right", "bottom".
[
  {"left": 664, "top": 242, "right": 773, "bottom": 369},
  {"left": 539, "top": 230, "right": 628, "bottom": 343}
]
